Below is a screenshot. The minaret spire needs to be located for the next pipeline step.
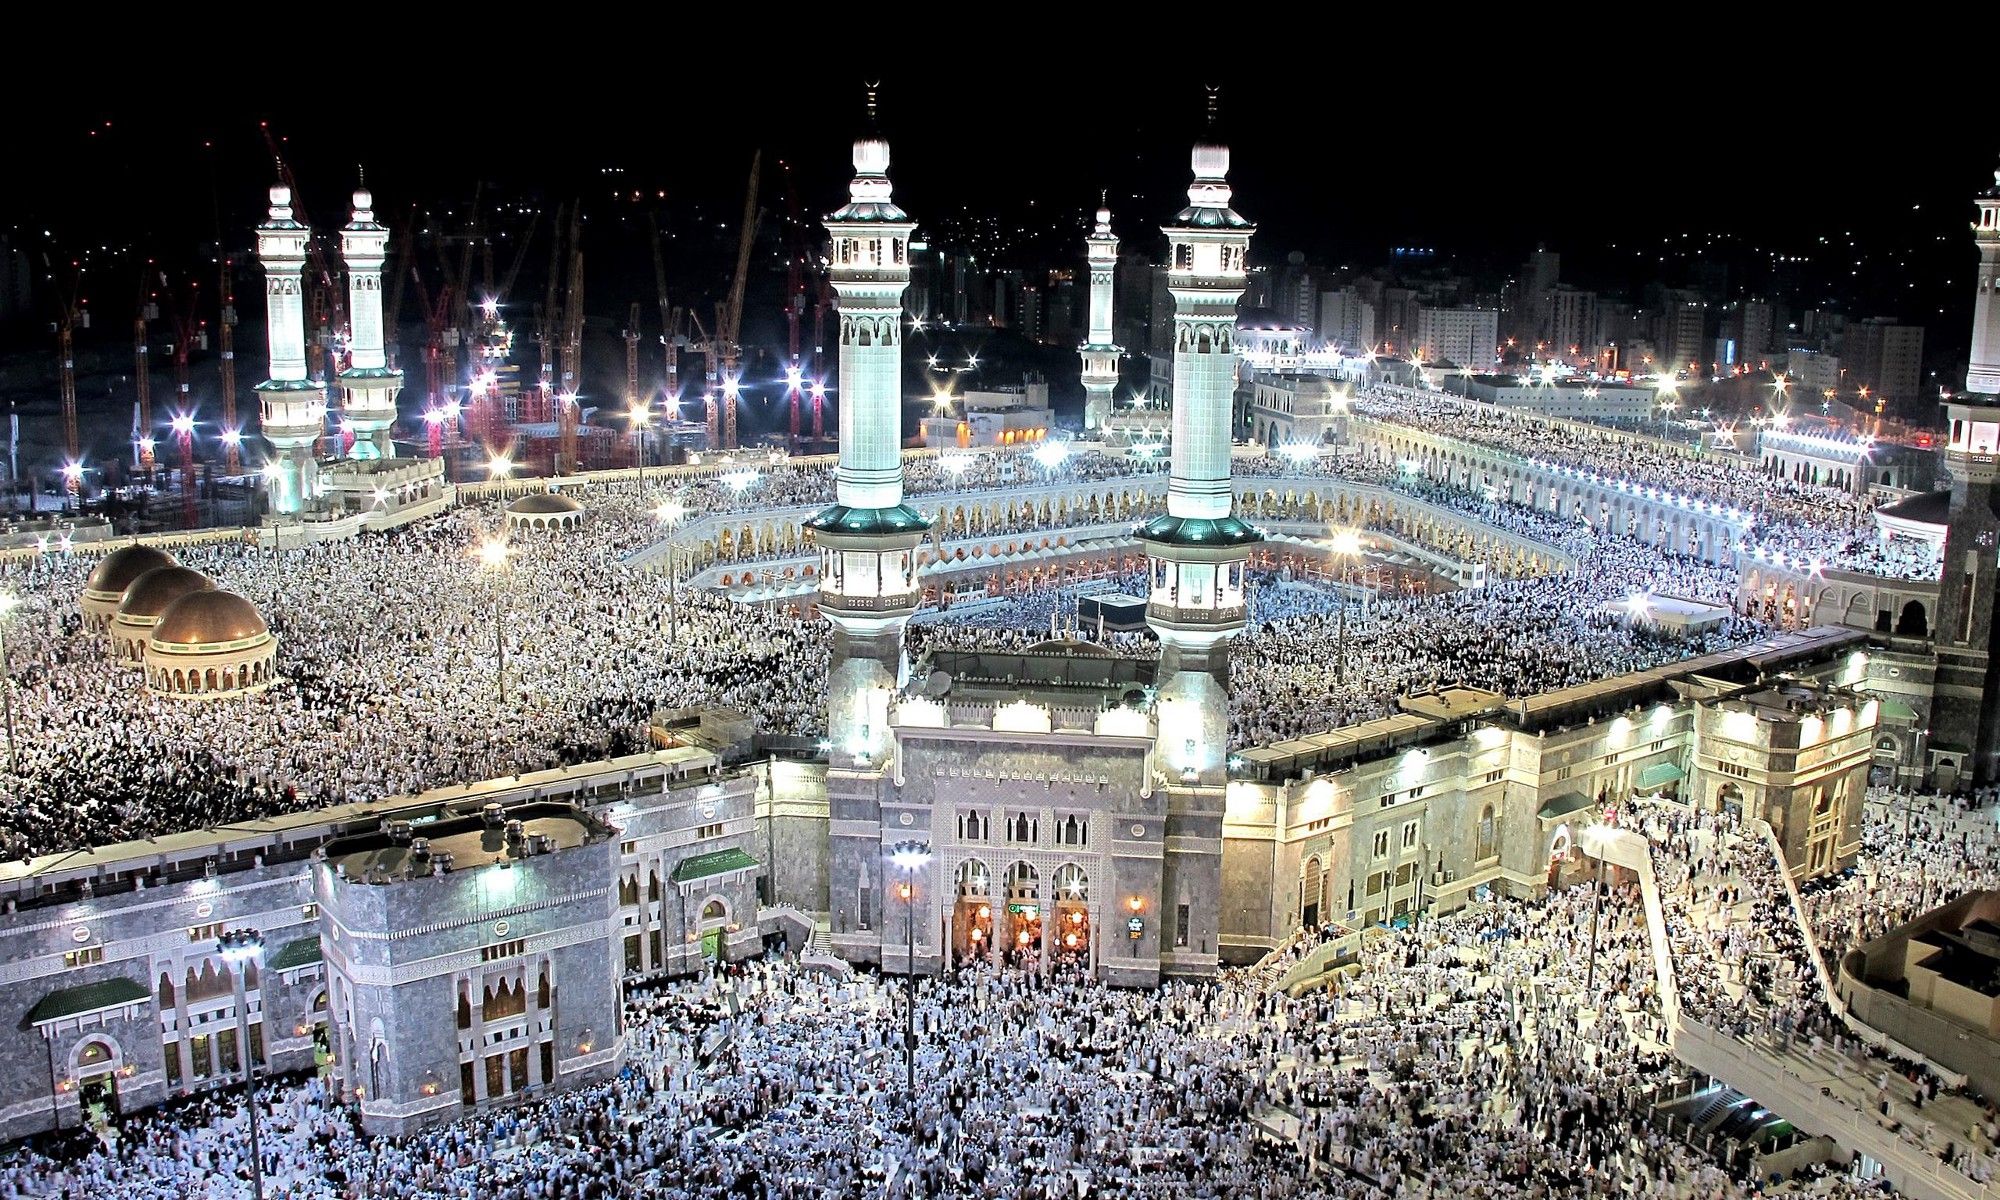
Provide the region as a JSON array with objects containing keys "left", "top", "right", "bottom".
[
  {"left": 811, "top": 91, "right": 932, "bottom": 974},
  {"left": 1133, "top": 101, "right": 1260, "bottom": 978},
  {"left": 1079, "top": 194, "right": 1122, "bottom": 432},
  {"left": 255, "top": 178, "right": 324, "bottom": 515},
  {"left": 339, "top": 178, "right": 401, "bottom": 459}
]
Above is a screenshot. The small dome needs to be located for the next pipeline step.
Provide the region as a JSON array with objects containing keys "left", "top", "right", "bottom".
[
  {"left": 118, "top": 567, "right": 215, "bottom": 619},
  {"left": 86, "top": 545, "right": 178, "bottom": 595},
  {"left": 153, "top": 591, "right": 267, "bottom": 647},
  {"left": 1877, "top": 489, "right": 1950, "bottom": 527},
  {"left": 507, "top": 492, "right": 583, "bottom": 516}
]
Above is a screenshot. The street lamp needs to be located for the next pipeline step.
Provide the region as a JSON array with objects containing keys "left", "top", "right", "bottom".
[
  {"left": 218, "top": 928, "right": 267, "bottom": 1200},
  {"left": 477, "top": 538, "right": 511, "bottom": 701},
  {"left": 888, "top": 840, "right": 932, "bottom": 1115},
  {"left": 0, "top": 591, "right": 17, "bottom": 775},
  {"left": 1580, "top": 824, "right": 1613, "bottom": 994},
  {"left": 1330, "top": 529, "right": 1363, "bottom": 682}
]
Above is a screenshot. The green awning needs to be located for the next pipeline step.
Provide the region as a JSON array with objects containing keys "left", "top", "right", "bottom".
[
  {"left": 26, "top": 977, "right": 149, "bottom": 1025},
  {"left": 671, "top": 847, "right": 760, "bottom": 885},
  {"left": 1879, "top": 699, "right": 1918, "bottom": 723},
  {"left": 1636, "top": 761, "right": 1685, "bottom": 791},
  {"left": 803, "top": 503, "right": 930, "bottom": 535},
  {"left": 266, "top": 936, "right": 323, "bottom": 972},
  {"left": 1538, "top": 792, "right": 1594, "bottom": 820},
  {"left": 1133, "top": 513, "right": 1264, "bottom": 548}
]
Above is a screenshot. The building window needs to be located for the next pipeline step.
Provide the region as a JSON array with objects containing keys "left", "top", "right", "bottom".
[
  {"left": 300, "top": 903, "right": 318, "bottom": 921},
  {"left": 63, "top": 946, "right": 104, "bottom": 969},
  {"left": 1056, "top": 815, "right": 1087, "bottom": 846},
  {"left": 480, "top": 939, "right": 526, "bottom": 963},
  {"left": 188, "top": 922, "right": 224, "bottom": 944},
  {"left": 1372, "top": 830, "right": 1391, "bottom": 860},
  {"left": 1483, "top": 769, "right": 1503, "bottom": 784},
  {"left": 1175, "top": 904, "right": 1190, "bottom": 948},
  {"left": 1477, "top": 805, "right": 1497, "bottom": 861},
  {"left": 696, "top": 823, "right": 724, "bottom": 841},
  {"left": 1401, "top": 820, "right": 1420, "bottom": 851},
  {"left": 956, "top": 812, "right": 988, "bottom": 841},
  {"left": 1366, "top": 871, "right": 1386, "bottom": 896},
  {"left": 1007, "top": 813, "right": 1040, "bottom": 844}
]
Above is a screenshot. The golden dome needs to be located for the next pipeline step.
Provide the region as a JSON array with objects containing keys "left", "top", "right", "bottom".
[
  {"left": 507, "top": 491, "right": 582, "bottom": 516},
  {"left": 85, "top": 545, "right": 177, "bottom": 595},
  {"left": 152, "top": 591, "right": 268, "bottom": 647},
  {"left": 117, "top": 567, "right": 215, "bottom": 619}
]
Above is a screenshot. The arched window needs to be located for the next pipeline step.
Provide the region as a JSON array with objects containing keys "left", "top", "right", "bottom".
[
  {"left": 1477, "top": 805, "right": 1497, "bottom": 862},
  {"left": 1896, "top": 600, "right": 1929, "bottom": 638}
]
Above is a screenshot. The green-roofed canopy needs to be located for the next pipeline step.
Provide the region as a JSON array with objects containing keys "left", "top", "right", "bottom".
[
  {"left": 1636, "top": 761, "right": 1685, "bottom": 791},
  {"left": 671, "top": 847, "right": 760, "bottom": 885},
  {"left": 1133, "top": 513, "right": 1263, "bottom": 548},
  {"left": 27, "top": 977, "right": 149, "bottom": 1025},
  {"left": 803, "top": 503, "right": 930, "bottom": 536},
  {"left": 1878, "top": 698, "right": 1919, "bottom": 723},
  {"left": 1537, "top": 792, "right": 1594, "bottom": 821},
  {"left": 266, "top": 936, "right": 324, "bottom": 972}
]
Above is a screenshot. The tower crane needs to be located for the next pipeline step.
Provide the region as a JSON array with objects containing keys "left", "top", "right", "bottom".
[
  {"left": 134, "top": 262, "right": 158, "bottom": 474},
  {"left": 47, "top": 259, "right": 85, "bottom": 494},
  {"left": 557, "top": 242, "right": 584, "bottom": 475},
  {"left": 777, "top": 158, "right": 832, "bottom": 448},
  {"left": 160, "top": 270, "right": 207, "bottom": 526},
  {"left": 470, "top": 211, "right": 537, "bottom": 450},
  {"left": 716, "top": 150, "right": 762, "bottom": 450},
  {"left": 625, "top": 302, "right": 643, "bottom": 467},
  {"left": 409, "top": 265, "right": 453, "bottom": 460},
  {"left": 647, "top": 214, "right": 681, "bottom": 423},
  {"left": 218, "top": 256, "right": 240, "bottom": 473}
]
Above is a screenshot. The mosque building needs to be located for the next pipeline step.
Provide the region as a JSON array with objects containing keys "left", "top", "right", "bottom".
[{"left": 0, "top": 113, "right": 1991, "bottom": 1145}]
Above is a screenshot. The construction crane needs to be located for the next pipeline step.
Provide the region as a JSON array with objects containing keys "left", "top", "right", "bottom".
[
  {"left": 776, "top": 158, "right": 833, "bottom": 449},
  {"left": 160, "top": 269, "right": 207, "bottom": 526},
  {"left": 625, "top": 302, "right": 643, "bottom": 467},
  {"left": 647, "top": 214, "right": 682, "bottom": 423},
  {"left": 217, "top": 257, "right": 240, "bottom": 473},
  {"left": 383, "top": 209, "right": 416, "bottom": 374},
  {"left": 47, "top": 258, "right": 85, "bottom": 495},
  {"left": 134, "top": 263, "right": 158, "bottom": 474},
  {"left": 716, "top": 150, "right": 762, "bottom": 450},
  {"left": 408, "top": 265, "right": 453, "bottom": 460},
  {"left": 557, "top": 237, "right": 585, "bottom": 476}
]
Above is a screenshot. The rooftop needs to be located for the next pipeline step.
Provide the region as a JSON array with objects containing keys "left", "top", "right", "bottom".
[{"left": 321, "top": 801, "right": 612, "bottom": 883}]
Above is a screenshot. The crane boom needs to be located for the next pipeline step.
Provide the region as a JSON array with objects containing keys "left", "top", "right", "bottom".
[{"left": 719, "top": 150, "right": 762, "bottom": 449}]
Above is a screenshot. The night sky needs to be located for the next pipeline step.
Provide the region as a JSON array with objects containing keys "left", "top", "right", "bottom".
[{"left": 2, "top": 54, "right": 1993, "bottom": 449}]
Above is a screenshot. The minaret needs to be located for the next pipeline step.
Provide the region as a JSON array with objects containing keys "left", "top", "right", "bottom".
[
  {"left": 1080, "top": 198, "right": 1121, "bottom": 432},
  {"left": 339, "top": 183, "right": 401, "bottom": 460},
  {"left": 1135, "top": 96, "right": 1258, "bottom": 978},
  {"left": 812, "top": 92, "right": 930, "bottom": 972},
  {"left": 255, "top": 182, "right": 325, "bottom": 515},
  {"left": 1933, "top": 164, "right": 2000, "bottom": 786}
]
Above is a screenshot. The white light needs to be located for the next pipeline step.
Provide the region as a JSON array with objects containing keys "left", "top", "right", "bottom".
[
  {"left": 785, "top": 365, "right": 804, "bottom": 389},
  {"left": 890, "top": 844, "right": 932, "bottom": 872},
  {"left": 654, "top": 500, "right": 686, "bottom": 523},
  {"left": 1279, "top": 442, "right": 1317, "bottom": 463},
  {"left": 722, "top": 469, "right": 759, "bottom": 493},
  {"left": 487, "top": 455, "right": 514, "bottom": 478},
  {"left": 941, "top": 456, "right": 971, "bottom": 477},
  {"left": 1031, "top": 442, "right": 1068, "bottom": 469}
]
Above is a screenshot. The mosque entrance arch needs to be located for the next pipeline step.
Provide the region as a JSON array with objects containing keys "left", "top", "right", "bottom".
[
  {"left": 952, "top": 859, "right": 994, "bottom": 962},
  {"left": 699, "top": 898, "right": 729, "bottom": 961},
  {"left": 1002, "top": 861, "right": 1042, "bottom": 964},
  {"left": 1053, "top": 863, "right": 1091, "bottom": 961}
]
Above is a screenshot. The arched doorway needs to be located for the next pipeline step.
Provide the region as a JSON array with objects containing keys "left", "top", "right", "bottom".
[
  {"left": 1002, "top": 862, "right": 1042, "bottom": 963},
  {"left": 1301, "top": 856, "right": 1323, "bottom": 929},
  {"left": 1717, "top": 782, "right": 1744, "bottom": 821},
  {"left": 953, "top": 860, "right": 993, "bottom": 961},
  {"left": 1053, "top": 863, "right": 1091, "bottom": 959},
  {"left": 699, "top": 898, "right": 729, "bottom": 961},
  {"left": 72, "top": 1037, "right": 122, "bottom": 1124}
]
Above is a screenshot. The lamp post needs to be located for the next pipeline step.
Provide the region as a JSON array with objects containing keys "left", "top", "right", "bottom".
[
  {"left": 218, "top": 928, "right": 267, "bottom": 1200},
  {"left": 1331, "top": 529, "right": 1362, "bottom": 682},
  {"left": 477, "top": 539, "right": 511, "bottom": 701},
  {"left": 889, "top": 840, "right": 932, "bottom": 1116},
  {"left": 0, "top": 591, "right": 17, "bottom": 775},
  {"left": 1582, "top": 824, "right": 1610, "bottom": 994},
  {"left": 655, "top": 501, "right": 690, "bottom": 642}
]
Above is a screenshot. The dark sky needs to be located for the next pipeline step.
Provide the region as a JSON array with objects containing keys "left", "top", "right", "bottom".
[{"left": 7, "top": 56, "right": 1993, "bottom": 365}]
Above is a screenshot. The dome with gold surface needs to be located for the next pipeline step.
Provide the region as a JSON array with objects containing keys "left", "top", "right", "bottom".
[
  {"left": 143, "top": 590, "right": 277, "bottom": 699},
  {"left": 79, "top": 544, "right": 178, "bottom": 630},
  {"left": 109, "top": 567, "right": 215, "bottom": 665}
]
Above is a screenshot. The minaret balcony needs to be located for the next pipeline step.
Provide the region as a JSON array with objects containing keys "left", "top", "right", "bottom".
[
  {"left": 820, "top": 588, "right": 921, "bottom": 615},
  {"left": 1146, "top": 600, "right": 1247, "bottom": 629}
]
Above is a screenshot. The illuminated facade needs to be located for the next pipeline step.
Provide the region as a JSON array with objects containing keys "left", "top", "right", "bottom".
[
  {"left": 255, "top": 184, "right": 325, "bottom": 516},
  {"left": 1932, "top": 169, "right": 2000, "bottom": 787},
  {"left": 1080, "top": 204, "right": 1121, "bottom": 432},
  {"left": 338, "top": 187, "right": 401, "bottom": 460}
]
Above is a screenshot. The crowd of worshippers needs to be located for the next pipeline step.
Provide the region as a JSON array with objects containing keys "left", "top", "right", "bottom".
[
  {"left": 0, "top": 844, "right": 1910, "bottom": 1200},
  {"left": 1351, "top": 386, "right": 1941, "bottom": 582}
]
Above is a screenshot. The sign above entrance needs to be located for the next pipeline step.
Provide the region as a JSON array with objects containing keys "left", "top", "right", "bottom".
[{"left": 1007, "top": 903, "right": 1039, "bottom": 918}]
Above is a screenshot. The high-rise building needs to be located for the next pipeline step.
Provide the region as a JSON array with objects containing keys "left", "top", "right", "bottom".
[
  {"left": 1080, "top": 204, "right": 1121, "bottom": 431},
  {"left": 1657, "top": 292, "right": 1706, "bottom": 373},
  {"left": 255, "top": 183, "right": 326, "bottom": 516},
  {"left": 1414, "top": 306, "right": 1498, "bottom": 370},
  {"left": 1317, "top": 287, "right": 1376, "bottom": 355},
  {"left": 1545, "top": 288, "right": 1598, "bottom": 362},
  {"left": 1134, "top": 117, "right": 1257, "bottom": 977},
  {"left": 1933, "top": 164, "right": 2000, "bottom": 787},
  {"left": 1730, "top": 300, "right": 1774, "bottom": 368},
  {"left": 338, "top": 186, "right": 400, "bottom": 461},
  {"left": 1380, "top": 288, "right": 1419, "bottom": 356},
  {"left": 1842, "top": 316, "right": 1925, "bottom": 405}
]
